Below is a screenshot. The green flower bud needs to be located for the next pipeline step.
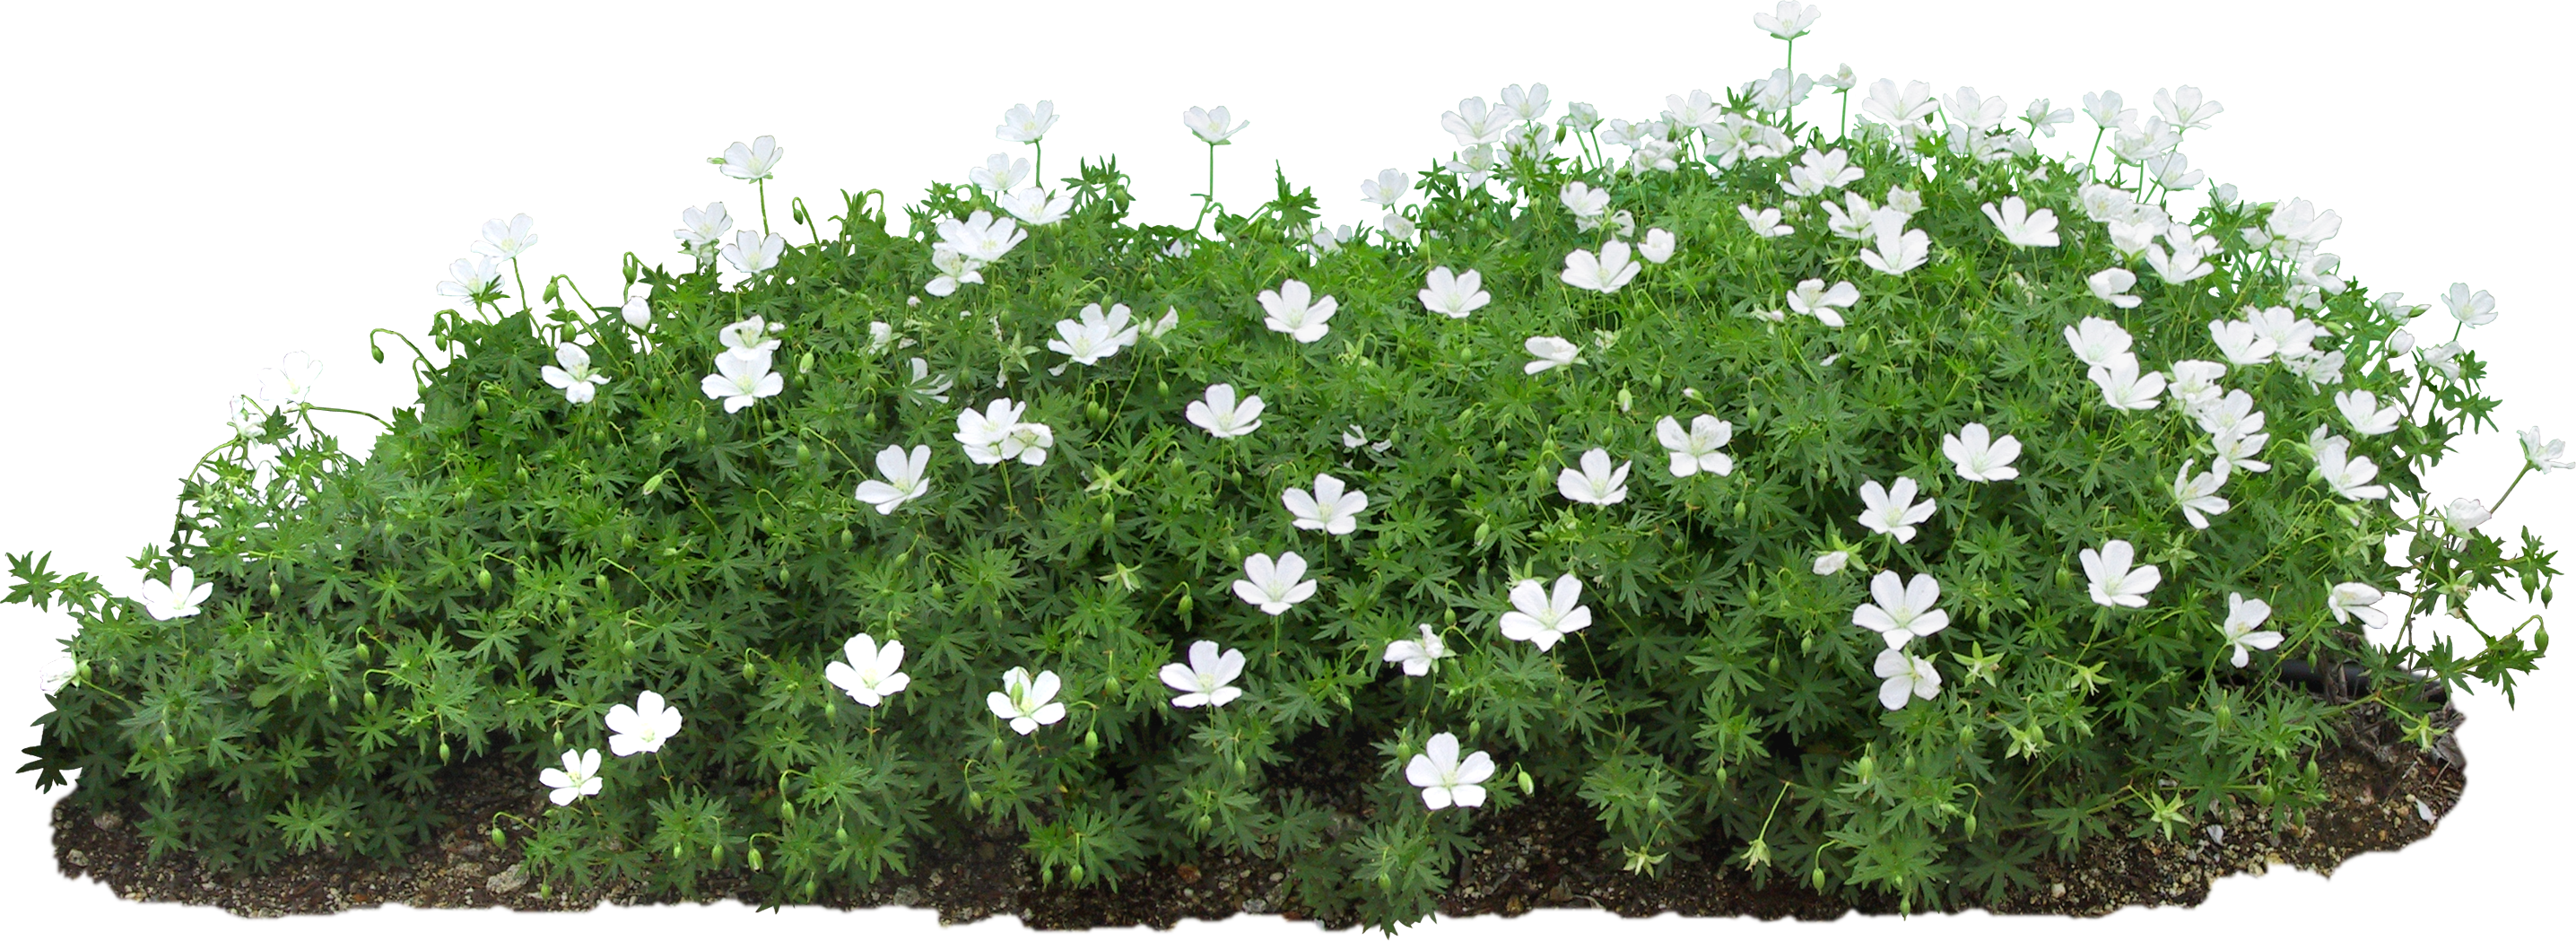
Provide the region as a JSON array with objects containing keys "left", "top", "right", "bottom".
[
  {"left": 352, "top": 642, "right": 368, "bottom": 661},
  {"left": 1811, "top": 866, "right": 1827, "bottom": 893},
  {"left": 1232, "top": 757, "right": 1247, "bottom": 777},
  {"left": 863, "top": 410, "right": 880, "bottom": 430},
  {"left": 491, "top": 825, "right": 506, "bottom": 847},
  {"left": 695, "top": 423, "right": 708, "bottom": 444},
  {"left": 364, "top": 690, "right": 378, "bottom": 710},
  {"left": 269, "top": 577, "right": 281, "bottom": 598},
  {"left": 930, "top": 582, "right": 946, "bottom": 600},
  {"left": 824, "top": 700, "right": 837, "bottom": 722},
  {"left": 327, "top": 692, "right": 339, "bottom": 710},
  {"left": 476, "top": 567, "right": 492, "bottom": 590},
  {"left": 796, "top": 441, "right": 812, "bottom": 465},
  {"left": 968, "top": 790, "right": 986, "bottom": 810},
  {"left": 595, "top": 573, "right": 611, "bottom": 593},
  {"left": 796, "top": 351, "right": 814, "bottom": 375},
  {"left": 840, "top": 528, "right": 854, "bottom": 549},
  {"left": 1084, "top": 728, "right": 1100, "bottom": 750},
  {"left": 1519, "top": 770, "right": 1535, "bottom": 795},
  {"left": 1176, "top": 593, "right": 1192, "bottom": 615},
  {"left": 836, "top": 825, "right": 849, "bottom": 843},
  {"left": 552, "top": 727, "right": 562, "bottom": 749},
  {"left": 749, "top": 848, "right": 764, "bottom": 871},
  {"left": 474, "top": 397, "right": 489, "bottom": 416},
  {"left": 1156, "top": 379, "right": 1170, "bottom": 396},
  {"left": 439, "top": 740, "right": 451, "bottom": 763},
  {"left": 1101, "top": 510, "right": 1115, "bottom": 530},
  {"left": 1195, "top": 814, "right": 1213, "bottom": 832},
  {"left": 742, "top": 659, "right": 759, "bottom": 683},
  {"left": 515, "top": 464, "right": 528, "bottom": 483},
  {"left": 710, "top": 844, "right": 724, "bottom": 864},
  {"left": 1067, "top": 863, "right": 1084, "bottom": 883}
]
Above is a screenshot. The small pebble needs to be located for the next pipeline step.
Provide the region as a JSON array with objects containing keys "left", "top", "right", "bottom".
[
  {"left": 65, "top": 849, "right": 87, "bottom": 868},
  {"left": 2206, "top": 824, "right": 2225, "bottom": 845},
  {"left": 2415, "top": 798, "right": 2436, "bottom": 823},
  {"left": 93, "top": 812, "right": 123, "bottom": 832},
  {"left": 485, "top": 862, "right": 527, "bottom": 893}
]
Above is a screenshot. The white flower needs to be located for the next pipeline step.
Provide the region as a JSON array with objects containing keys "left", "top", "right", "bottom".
[
  {"left": 1813, "top": 551, "right": 1850, "bottom": 575},
  {"left": 1145, "top": 307, "right": 1179, "bottom": 339},
  {"left": 136, "top": 565, "right": 213, "bottom": 621},
  {"left": 825, "top": 632, "right": 911, "bottom": 707},
  {"left": 1941, "top": 423, "right": 2021, "bottom": 482},
  {"left": 1738, "top": 205, "right": 1794, "bottom": 238},
  {"left": 996, "top": 101, "right": 1058, "bottom": 144},
  {"left": 2328, "top": 582, "right": 2388, "bottom": 631},
  {"left": 2441, "top": 497, "right": 2492, "bottom": 532},
  {"left": 2085, "top": 268, "right": 2142, "bottom": 309},
  {"left": 1561, "top": 182, "right": 1613, "bottom": 231},
  {"left": 1753, "top": 0, "right": 1822, "bottom": 39},
  {"left": 1441, "top": 96, "right": 1510, "bottom": 146},
  {"left": 1656, "top": 414, "right": 1735, "bottom": 477},
  {"left": 1980, "top": 196, "right": 2060, "bottom": 248},
  {"left": 2172, "top": 458, "right": 2233, "bottom": 529},
  {"left": 1284, "top": 473, "right": 1370, "bottom": 536},
  {"left": 2519, "top": 427, "right": 2573, "bottom": 473},
  {"left": 2145, "top": 229, "right": 2216, "bottom": 283},
  {"left": 1557, "top": 449, "right": 1631, "bottom": 506},
  {"left": 540, "top": 749, "right": 604, "bottom": 806},
  {"left": 2244, "top": 306, "right": 2319, "bottom": 360},
  {"left": 1858, "top": 211, "right": 1928, "bottom": 275},
  {"left": 720, "top": 230, "right": 786, "bottom": 276},
  {"left": 852, "top": 445, "right": 933, "bottom": 515},
  {"left": 2311, "top": 431, "right": 2389, "bottom": 501},
  {"left": 1560, "top": 240, "right": 1641, "bottom": 293},
  {"left": 1231, "top": 552, "right": 1318, "bottom": 615},
  {"left": 471, "top": 213, "right": 540, "bottom": 260},
  {"left": 970, "top": 153, "right": 1031, "bottom": 191},
  {"left": 1405, "top": 732, "right": 1496, "bottom": 810},
  {"left": 1852, "top": 571, "right": 1950, "bottom": 649},
  {"left": 437, "top": 256, "right": 505, "bottom": 301},
  {"left": 1499, "top": 573, "right": 1592, "bottom": 651},
  {"left": 1502, "top": 83, "right": 1553, "bottom": 122},
  {"left": 1379, "top": 213, "right": 1418, "bottom": 243},
  {"left": 716, "top": 135, "right": 784, "bottom": 181},
  {"left": 2080, "top": 539, "right": 2161, "bottom": 608},
  {"left": 2335, "top": 390, "right": 2401, "bottom": 437},
  {"left": 1182, "top": 105, "right": 1249, "bottom": 144},
  {"left": 1419, "top": 267, "right": 1492, "bottom": 318},
  {"left": 1160, "top": 640, "right": 1247, "bottom": 709},
  {"left": 2421, "top": 342, "right": 2466, "bottom": 381},
  {"left": 718, "top": 316, "right": 782, "bottom": 355},
  {"left": 2168, "top": 360, "right": 2228, "bottom": 414},
  {"left": 986, "top": 667, "right": 1066, "bottom": 735},
  {"left": 1383, "top": 624, "right": 1449, "bottom": 676},
  {"left": 2216, "top": 593, "right": 2281, "bottom": 668},
  {"left": 1360, "top": 168, "right": 1413, "bottom": 207},
  {"left": 1524, "top": 335, "right": 1581, "bottom": 374},
  {"left": 1001, "top": 422, "right": 1053, "bottom": 466},
  {"left": 2441, "top": 283, "right": 2498, "bottom": 327},
  {"left": 2207, "top": 318, "right": 2278, "bottom": 366},
  {"left": 1786, "top": 279, "right": 1861, "bottom": 327},
  {"left": 1445, "top": 144, "right": 1499, "bottom": 187},
  {"left": 2062, "top": 318, "right": 2134, "bottom": 370},
  {"left": 2089, "top": 358, "right": 2166, "bottom": 411},
  {"left": 1857, "top": 477, "right": 1937, "bottom": 543},
  {"left": 1784, "top": 148, "right": 1864, "bottom": 197},
  {"left": 1047, "top": 302, "right": 1141, "bottom": 368},
  {"left": 908, "top": 358, "right": 953, "bottom": 404},
  {"left": 953, "top": 397, "right": 1026, "bottom": 465},
  {"left": 1258, "top": 279, "right": 1337, "bottom": 343},
  {"left": 1874, "top": 648, "right": 1942, "bottom": 710},
  {"left": 926, "top": 248, "right": 984, "bottom": 297},
  {"left": 998, "top": 187, "right": 1075, "bottom": 227},
  {"left": 256, "top": 352, "right": 326, "bottom": 410},
  {"left": 2154, "top": 85, "right": 2224, "bottom": 130},
  {"left": 701, "top": 348, "right": 785, "bottom": 414},
  {"left": 1861, "top": 78, "right": 1938, "bottom": 126},
  {"left": 605, "top": 690, "right": 683, "bottom": 756},
  {"left": 228, "top": 396, "right": 262, "bottom": 440},
  {"left": 1185, "top": 384, "right": 1264, "bottom": 439},
  {"left": 2213, "top": 430, "right": 2272, "bottom": 475},
  {"left": 539, "top": 342, "right": 610, "bottom": 405},
  {"left": 1638, "top": 228, "right": 1676, "bottom": 265},
  {"left": 675, "top": 202, "right": 733, "bottom": 255},
  {"left": 934, "top": 211, "right": 1028, "bottom": 263}
]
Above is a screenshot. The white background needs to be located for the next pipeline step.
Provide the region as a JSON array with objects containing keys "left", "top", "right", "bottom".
[{"left": 1, "top": 0, "right": 2568, "bottom": 936}]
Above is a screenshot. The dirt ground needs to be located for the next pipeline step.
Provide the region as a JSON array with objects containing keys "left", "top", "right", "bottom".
[{"left": 53, "top": 703, "right": 2464, "bottom": 928}]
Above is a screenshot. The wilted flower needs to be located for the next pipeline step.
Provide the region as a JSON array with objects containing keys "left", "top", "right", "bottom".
[
  {"left": 2328, "top": 583, "right": 2388, "bottom": 631},
  {"left": 2088, "top": 268, "right": 2142, "bottom": 309},
  {"left": 2172, "top": 458, "right": 2233, "bottom": 528},
  {"left": 1656, "top": 414, "right": 1735, "bottom": 477},
  {"left": 1786, "top": 279, "right": 1860, "bottom": 327},
  {"left": 716, "top": 135, "right": 784, "bottom": 181},
  {"left": 996, "top": 101, "right": 1058, "bottom": 144},
  {"left": 471, "top": 213, "right": 540, "bottom": 260},
  {"left": 1047, "top": 302, "right": 1141, "bottom": 367},
  {"left": 701, "top": 348, "right": 784, "bottom": 414},
  {"left": 1182, "top": 105, "right": 1249, "bottom": 144},
  {"left": 1874, "top": 649, "right": 1942, "bottom": 710},
  {"left": 1185, "top": 383, "right": 1263, "bottom": 439},
  {"left": 1284, "top": 473, "right": 1371, "bottom": 536},
  {"left": 720, "top": 230, "right": 786, "bottom": 276},
  {"left": 2080, "top": 539, "right": 2161, "bottom": 608},
  {"left": 1561, "top": 240, "right": 1641, "bottom": 293},
  {"left": 2216, "top": 593, "right": 2281, "bottom": 668},
  {"left": 1524, "top": 335, "right": 1581, "bottom": 374},
  {"left": 539, "top": 342, "right": 610, "bottom": 405},
  {"left": 1813, "top": 551, "right": 1850, "bottom": 575},
  {"left": 1942, "top": 423, "right": 2022, "bottom": 482},
  {"left": 1384, "top": 624, "right": 1449, "bottom": 676},
  {"left": 540, "top": 749, "right": 604, "bottom": 806},
  {"left": 1419, "top": 266, "right": 1492, "bottom": 318},
  {"left": 1981, "top": 196, "right": 2060, "bottom": 248},
  {"left": 1258, "top": 279, "right": 1337, "bottom": 343},
  {"left": 1857, "top": 477, "right": 1936, "bottom": 543},
  {"left": 1853, "top": 571, "right": 1950, "bottom": 648}
]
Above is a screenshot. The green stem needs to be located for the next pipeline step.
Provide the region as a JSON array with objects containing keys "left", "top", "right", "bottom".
[
  {"left": 510, "top": 258, "right": 530, "bottom": 315},
  {"left": 757, "top": 179, "right": 771, "bottom": 236},
  {"left": 2489, "top": 466, "right": 2533, "bottom": 515},
  {"left": 296, "top": 403, "right": 393, "bottom": 429}
]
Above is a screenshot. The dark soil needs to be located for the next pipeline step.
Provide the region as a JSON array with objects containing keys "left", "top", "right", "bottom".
[{"left": 52, "top": 703, "right": 2466, "bottom": 927}]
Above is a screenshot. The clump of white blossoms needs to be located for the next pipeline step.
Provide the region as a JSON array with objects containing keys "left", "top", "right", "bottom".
[{"left": 955, "top": 397, "right": 1052, "bottom": 466}]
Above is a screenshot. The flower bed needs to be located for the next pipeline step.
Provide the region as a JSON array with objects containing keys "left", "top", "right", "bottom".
[{"left": 12, "top": 3, "right": 2557, "bottom": 930}]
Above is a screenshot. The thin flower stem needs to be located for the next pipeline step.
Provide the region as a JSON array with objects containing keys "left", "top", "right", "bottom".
[
  {"left": 510, "top": 258, "right": 531, "bottom": 315},
  {"left": 757, "top": 179, "right": 771, "bottom": 236},
  {"left": 2488, "top": 465, "right": 2532, "bottom": 514}
]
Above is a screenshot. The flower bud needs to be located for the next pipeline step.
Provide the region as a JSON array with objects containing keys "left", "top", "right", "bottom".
[
  {"left": 1101, "top": 510, "right": 1115, "bottom": 530},
  {"left": 1156, "top": 379, "right": 1170, "bottom": 396},
  {"left": 1811, "top": 866, "right": 1828, "bottom": 893},
  {"left": 742, "top": 659, "right": 759, "bottom": 683},
  {"left": 840, "top": 528, "right": 855, "bottom": 549},
  {"left": 1175, "top": 593, "right": 1192, "bottom": 615},
  {"left": 695, "top": 423, "right": 708, "bottom": 444},
  {"left": 1232, "top": 757, "right": 1248, "bottom": 777},
  {"left": 439, "top": 740, "right": 451, "bottom": 763},
  {"left": 491, "top": 825, "right": 507, "bottom": 847},
  {"left": 796, "top": 441, "right": 812, "bottom": 465},
  {"left": 836, "top": 825, "right": 849, "bottom": 843},
  {"left": 1519, "top": 770, "right": 1535, "bottom": 795},
  {"left": 595, "top": 574, "right": 611, "bottom": 593},
  {"left": 749, "top": 848, "right": 764, "bottom": 871},
  {"left": 475, "top": 397, "right": 489, "bottom": 416},
  {"left": 797, "top": 351, "right": 814, "bottom": 375},
  {"left": 477, "top": 568, "right": 492, "bottom": 590},
  {"left": 863, "top": 411, "right": 880, "bottom": 431},
  {"left": 1195, "top": 814, "right": 1213, "bottom": 832},
  {"left": 269, "top": 577, "right": 281, "bottom": 598},
  {"left": 364, "top": 690, "right": 378, "bottom": 710},
  {"left": 1084, "top": 728, "right": 1100, "bottom": 750},
  {"left": 968, "top": 790, "right": 986, "bottom": 810},
  {"left": 552, "top": 728, "right": 562, "bottom": 749},
  {"left": 1067, "top": 863, "right": 1084, "bottom": 883},
  {"left": 824, "top": 700, "right": 837, "bottom": 721},
  {"left": 710, "top": 844, "right": 724, "bottom": 864}
]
